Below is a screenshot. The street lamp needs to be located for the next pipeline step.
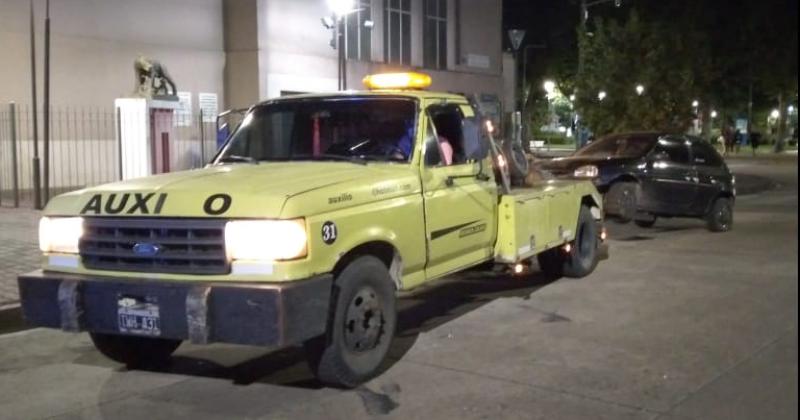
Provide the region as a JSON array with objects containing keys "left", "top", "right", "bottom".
[
  {"left": 598, "top": 91, "right": 607, "bottom": 101},
  {"left": 635, "top": 84, "right": 645, "bottom": 96},
  {"left": 581, "top": 0, "right": 622, "bottom": 24},
  {"left": 325, "top": 0, "right": 354, "bottom": 91},
  {"left": 543, "top": 80, "right": 556, "bottom": 96},
  {"left": 771, "top": 109, "right": 781, "bottom": 119},
  {"left": 711, "top": 110, "right": 718, "bottom": 118},
  {"left": 328, "top": 0, "right": 353, "bottom": 17},
  {"left": 788, "top": 105, "right": 795, "bottom": 114},
  {"left": 692, "top": 100, "right": 699, "bottom": 108}
]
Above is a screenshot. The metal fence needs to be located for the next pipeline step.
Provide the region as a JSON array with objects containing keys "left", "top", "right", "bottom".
[{"left": 0, "top": 103, "right": 217, "bottom": 208}]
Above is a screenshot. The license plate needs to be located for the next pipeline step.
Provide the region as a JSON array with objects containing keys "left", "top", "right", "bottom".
[{"left": 117, "top": 295, "right": 161, "bottom": 336}]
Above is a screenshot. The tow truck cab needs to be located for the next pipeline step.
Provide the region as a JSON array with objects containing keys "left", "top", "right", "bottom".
[{"left": 18, "top": 72, "right": 606, "bottom": 388}]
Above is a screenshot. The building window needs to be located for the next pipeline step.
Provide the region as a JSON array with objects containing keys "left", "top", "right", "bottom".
[
  {"left": 424, "top": 0, "right": 447, "bottom": 69},
  {"left": 346, "top": 0, "right": 372, "bottom": 61},
  {"left": 384, "top": 0, "right": 411, "bottom": 65}
]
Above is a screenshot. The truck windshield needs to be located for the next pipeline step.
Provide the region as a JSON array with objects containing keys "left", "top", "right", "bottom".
[
  {"left": 215, "top": 97, "right": 417, "bottom": 164},
  {"left": 574, "top": 133, "right": 658, "bottom": 159}
]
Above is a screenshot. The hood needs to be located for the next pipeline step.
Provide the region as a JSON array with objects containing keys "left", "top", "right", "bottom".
[
  {"left": 540, "top": 155, "right": 639, "bottom": 175},
  {"left": 45, "top": 162, "right": 420, "bottom": 219}
]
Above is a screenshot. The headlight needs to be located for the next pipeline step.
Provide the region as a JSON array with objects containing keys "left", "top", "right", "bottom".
[
  {"left": 574, "top": 165, "right": 599, "bottom": 178},
  {"left": 225, "top": 219, "right": 307, "bottom": 261},
  {"left": 39, "top": 217, "right": 83, "bottom": 254}
]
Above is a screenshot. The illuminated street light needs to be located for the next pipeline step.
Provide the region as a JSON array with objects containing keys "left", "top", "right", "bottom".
[
  {"left": 569, "top": 94, "right": 576, "bottom": 101},
  {"left": 710, "top": 110, "right": 718, "bottom": 118},
  {"left": 328, "top": 0, "right": 354, "bottom": 16},
  {"left": 788, "top": 105, "right": 795, "bottom": 114},
  {"left": 598, "top": 91, "right": 607, "bottom": 101},
  {"left": 543, "top": 80, "right": 556, "bottom": 94},
  {"left": 635, "top": 84, "right": 645, "bottom": 96},
  {"left": 692, "top": 100, "right": 699, "bottom": 108},
  {"left": 771, "top": 109, "right": 780, "bottom": 119}
]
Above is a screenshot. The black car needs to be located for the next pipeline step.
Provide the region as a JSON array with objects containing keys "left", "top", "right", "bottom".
[{"left": 540, "top": 132, "right": 735, "bottom": 231}]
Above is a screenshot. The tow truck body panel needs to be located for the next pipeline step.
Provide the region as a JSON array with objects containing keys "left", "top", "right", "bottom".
[{"left": 19, "top": 86, "right": 605, "bottom": 352}]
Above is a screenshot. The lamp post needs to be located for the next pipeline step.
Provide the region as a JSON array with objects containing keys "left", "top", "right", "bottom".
[
  {"left": 635, "top": 84, "right": 645, "bottom": 96},
  {"left": 325, "top": 0, "right": 353, "bottom": 91},
  {"left": 507, "top": 29, "right": 526, "bottom": 112}
]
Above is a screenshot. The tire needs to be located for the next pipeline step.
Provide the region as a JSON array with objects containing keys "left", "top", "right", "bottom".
[
  {"left": 305, "top": 255, "right": 397, "bottom": 388},
  {"left": 706, "top": 197, "right": 733, "bottom": 232},
  {"left": 89, "top": 332, "right": 181, "bottom": 367},
  {"left": 606, "top": 182, "right": 638, "bottom": 223},
  {"left": 634, "top": 215, "right": 657, "bottom": 228},
  {"left": 536, "top": 206, "right": 600, "bottom": 278}
]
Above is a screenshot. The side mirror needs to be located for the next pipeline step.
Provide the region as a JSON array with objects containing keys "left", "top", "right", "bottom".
[{"left": 462, "top": 118, "right": 489, "bottom": 161}]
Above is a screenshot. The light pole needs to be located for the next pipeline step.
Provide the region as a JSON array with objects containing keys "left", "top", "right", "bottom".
[
  {"left": 325, "top": 0, "right": 354, "bottom": 91},
  {"left": 507, "top": 29, "right": 526, "bottom": 112},
  {"left": 635, "top": 84, "right": 645, "bottom": 96}
]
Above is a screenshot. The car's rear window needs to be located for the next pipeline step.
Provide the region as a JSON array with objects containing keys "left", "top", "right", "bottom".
[{"left": 575, "top": 133, "right": 658, "bottom": 159}]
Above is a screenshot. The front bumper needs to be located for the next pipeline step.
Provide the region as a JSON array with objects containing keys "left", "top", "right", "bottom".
[{"left": 17, "top": 270, "right": 332, "bottom": 347}]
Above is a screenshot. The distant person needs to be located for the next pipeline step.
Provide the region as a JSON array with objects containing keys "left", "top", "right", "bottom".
[
  {"left": 716, "top": 133, "right": 726, "bottom": 155},
  {"left": 750, "top": 131, "right": 761, "bottom": 156},
  {"left": 733, "top": 129, "right": 742, "bottom": 154},
  {"left": 722, "top": 124, "right": 734, "bottom": 156}
]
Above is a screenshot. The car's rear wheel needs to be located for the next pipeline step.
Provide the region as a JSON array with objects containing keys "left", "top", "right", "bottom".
[
  {"left": 706, "top": 197, "right": 733, "bottom": 232},
  {"left": 304, "top": 255, "right": 396, "bottom": 388},
  {"left": 634, "top": 214, "right": 657, "bottom": 228},
  {"left": 606, "top": 182, "right": 638, "bottom": 223},
  {"left": 89, "top": 333, "right": 181, "bottom": 368}
]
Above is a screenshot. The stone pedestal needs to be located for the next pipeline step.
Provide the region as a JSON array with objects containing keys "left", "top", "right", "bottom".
[{"left": 114, "top": 98, "right": 180, "bottom": 180}]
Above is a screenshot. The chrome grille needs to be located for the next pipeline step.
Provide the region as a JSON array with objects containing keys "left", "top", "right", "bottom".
[{"left": 79, "top": 218, "right": 229, "bottom": 275}]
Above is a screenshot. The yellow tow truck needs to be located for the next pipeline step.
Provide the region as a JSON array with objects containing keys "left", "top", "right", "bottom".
[{"left": 18, "top": 73, "right": 607, "bottom": 387}]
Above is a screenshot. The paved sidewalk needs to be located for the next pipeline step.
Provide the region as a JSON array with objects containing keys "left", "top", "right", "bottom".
[{"left": 0, "top": 207, "right": 40, "bottom": 309}]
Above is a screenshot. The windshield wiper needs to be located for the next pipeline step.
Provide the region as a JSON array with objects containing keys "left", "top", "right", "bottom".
[
  {"left": 292, "top": 154, "right": 368, "bottom": 165},
  {"left": 218, "top": 155, "right": 258, "bottom": 164}
]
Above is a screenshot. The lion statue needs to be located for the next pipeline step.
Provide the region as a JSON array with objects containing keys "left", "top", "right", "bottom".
[{"left": 133, "top": 54, "right": 177, "bottom": 98}]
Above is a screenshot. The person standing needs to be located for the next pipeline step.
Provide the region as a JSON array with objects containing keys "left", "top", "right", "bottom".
[
  {"left": 750, "top": 131, "right": 761, "bottom": 156},
  {"left": 734, "top": 129, "right": 742, "bottom": 154},
  {"left": 722, "top": 124, "right": 734, "bottom": 157}
]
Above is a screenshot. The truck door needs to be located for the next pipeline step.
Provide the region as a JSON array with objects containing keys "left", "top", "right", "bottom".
[{"left": 421, "top": 102, "right": 497, "bottom": 279}]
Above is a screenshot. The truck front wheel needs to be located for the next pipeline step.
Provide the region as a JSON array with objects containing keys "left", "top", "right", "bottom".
[
  {"left": 305, "top": 255, "right": 397, "bottom": 388},
  {"left": 89, "top": 333, "right": 181, "bottom": 367},
  {"left": 536, "top": 206, "right": 599, "bottom": 278}
]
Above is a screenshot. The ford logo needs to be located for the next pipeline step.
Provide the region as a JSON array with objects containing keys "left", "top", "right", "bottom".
[{"left": 132, "top": 242, "right": 161, "bottom": 257}]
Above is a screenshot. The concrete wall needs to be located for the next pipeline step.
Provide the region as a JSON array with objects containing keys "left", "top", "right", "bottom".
[{"left": 0, "top": 0, "right": 226, "bottom": 108}]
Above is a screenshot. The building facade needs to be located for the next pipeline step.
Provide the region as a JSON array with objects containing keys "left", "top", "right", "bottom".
[
  {"left": 225, "top": 0, "right": 506, "bottom": 121},
  {"left": 1, "top": 0, "right": 506, "bottom": 118}
]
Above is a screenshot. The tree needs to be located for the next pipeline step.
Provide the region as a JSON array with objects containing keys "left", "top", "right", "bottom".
[{"left": 575, "top": 12, "right": 699, "bottom": 135}]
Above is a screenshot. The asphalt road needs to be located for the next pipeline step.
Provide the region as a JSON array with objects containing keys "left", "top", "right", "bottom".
[{"left": 0, "top": 158, "right": 796, "bottom": 420}]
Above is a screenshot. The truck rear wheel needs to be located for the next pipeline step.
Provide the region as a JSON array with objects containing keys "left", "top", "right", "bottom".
[
  {"left": 89, "top": 332, "right": 181, "bottom": 367},
  {"left": 536, "top": 206, "right": 599, "bottom": 278},
  {"left": 305, "top": 255, "right": 397, "bottom": 388}
]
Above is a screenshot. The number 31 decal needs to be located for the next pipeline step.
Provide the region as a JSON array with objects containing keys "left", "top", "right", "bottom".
[{"left": 322, "top": 221, "right": 338, "bottom": 245}]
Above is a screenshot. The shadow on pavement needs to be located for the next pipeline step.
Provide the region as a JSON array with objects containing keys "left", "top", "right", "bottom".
[{"left": 99, "top": 268, "right": 558, "bottom": 390}]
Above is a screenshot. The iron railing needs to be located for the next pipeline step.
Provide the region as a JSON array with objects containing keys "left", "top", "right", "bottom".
[{"left": 0, "top": 103, "right": 218, "bottom": 208}]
